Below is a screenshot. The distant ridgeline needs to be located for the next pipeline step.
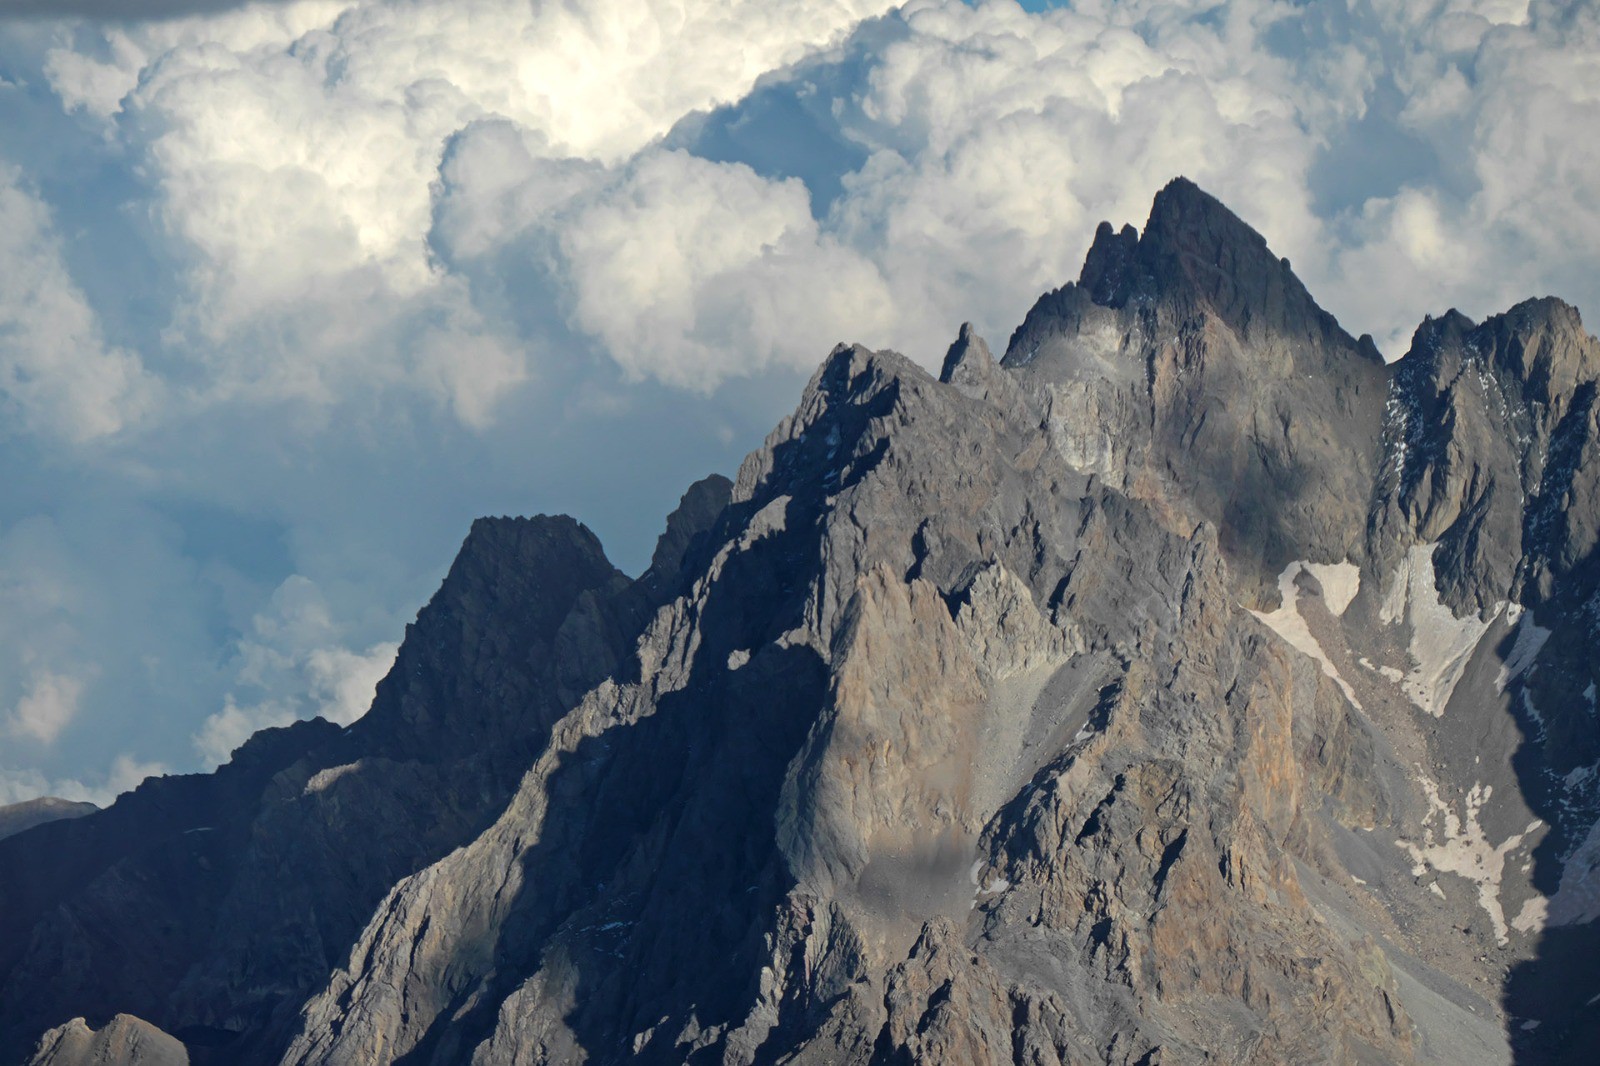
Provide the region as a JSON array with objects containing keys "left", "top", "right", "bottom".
[{"left": 6, "top": 178, "right": 1600, "bottom": 1066}]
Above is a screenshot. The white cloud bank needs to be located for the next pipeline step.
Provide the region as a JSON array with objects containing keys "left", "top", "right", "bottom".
[
  {"left": 0, "top": 166, "right": 156, "bottom": 441},
  {"left": 0, "top": 0, "right": 1596, "bottom": 801},
  {"left": 193, "top": 575, "right": 398, "bottom": 766},
  {"left": 5, "top": 669, "right": 88, "bottom": 744},
  {"left": 0, "top": 754, "right": 169, "bottom": 808}
]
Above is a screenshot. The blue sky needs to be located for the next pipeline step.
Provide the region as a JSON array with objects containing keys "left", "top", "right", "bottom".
[{"left": 0, "top": 0, "right": 1596, "bottom": 802}]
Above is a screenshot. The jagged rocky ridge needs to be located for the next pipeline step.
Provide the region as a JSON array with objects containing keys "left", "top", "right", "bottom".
[{"left": 8, "top": 177, "right": 1600, "bottom": 1065}]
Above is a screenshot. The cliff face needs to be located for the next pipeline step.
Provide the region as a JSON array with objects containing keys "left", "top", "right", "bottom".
[{"left": 5, "top": 179, "right": 1599, "bottom": 1066}]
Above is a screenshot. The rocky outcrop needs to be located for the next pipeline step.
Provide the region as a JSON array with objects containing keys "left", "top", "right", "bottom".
[
  {"left": 27, "top": 1015, "right": 187, "bottom": 1066},
  {"left": 1342, "top": 296, "right": 1600, "bottom": 1061},
  {"left": 0, "top": 797, "right": 96, "bottom": 842},
  {"left": 3, "top": 178, "right": 1599, "bottom": 1065},
  {"left": 1369, "top": 298, "right": 1600, "bottom": 615}
]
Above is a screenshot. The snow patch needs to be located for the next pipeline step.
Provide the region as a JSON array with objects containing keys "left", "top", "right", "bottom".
[
  {"left": 1397, "top": 774, "right": 1540, "bottom": 945},
  {"left": 1380, "top": 545, "right": 1502, "bottom": 717},
  {"left": 969, "top": 861, "right": 1011, "bottom": 903},
  {"left": 1512, "top": 896, "right": 1547, "bottom": 935},
  {"left": 304, "top": 762, "right": 362, "bottom": 794},
  {"left": 1302, "top": 561, "right": 1361, "bottom": 616},
  {"left": 1250, "top": 562, "right": 1361, "bottom": 709},
  {"left": 1358, "top": 656, "right": 1406, "bottom": 684}
]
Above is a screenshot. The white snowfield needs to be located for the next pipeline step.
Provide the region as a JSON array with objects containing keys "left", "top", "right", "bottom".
[
  {"left": 1399, "top": 775, "right": 1540, "bottom": 946},
  {"left": 1495, "top": 612, "right": 1551, "bottom": 694},
  {"left": 1252, "top": 546, "right": 1595, "bottom": 949},
  {"left": 1301, "top": 561, "right": 1361, "bottom": 617},
  {"left": 1250, "top": 561, "right": 1363, "bottom": 710},
  {"left": 1381, "top": 544, "right": 1501, "bottom": 718}
]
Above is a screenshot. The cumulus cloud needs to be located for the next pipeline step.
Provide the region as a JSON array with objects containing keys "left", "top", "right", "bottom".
[
  {"left": 306, "top": 640, "right": 397, "bottom": 724},
  {"left": 40, "top": 0, "right": 896, "bottom": 389},
  {"left": 1313, "top": 0, "right": 1600, "bottom": 348},
  {"left": 0, "top": 752, "right": 168, "bottom": 807},
  {"left": 412, "top": 321, "right": 531, "bottom": 429},
  {"left": 4, "top": 669, "right": 88, "bottom": 744},
  {"left": 2, "top": 0, "right": 298, "bottom": 20},
  {"left": 554, "top": 150, "right": 895, "bottom": 386},
  {"left": 191, "top": 575, "right": 398, "bottom": 765},
  {"left": 0, "top": 166, "right": 156, "bottom": 440},
  {"left": 192, "top": 695, "right": 296, "bottom": 768},
  {"left": 0, "top": 0, "right": 1597, "bottom": 804}
]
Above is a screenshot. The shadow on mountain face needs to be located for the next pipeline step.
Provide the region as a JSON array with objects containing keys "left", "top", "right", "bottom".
[
  {"left": 1486, "top": 521, "right": 1600, "bottom": 1063},
  {"left": 391, "top": 637, "right": 827, "bottom": 1065},
  {"left": 388, "top": 377, "right": 899, "bottom": 1063},
  {"left": 1500, "top": 583, "right": 1600, "bottom": 1063},
  {"left": 1505, "top": 922, "right": 1600, "bottom": 1064}
]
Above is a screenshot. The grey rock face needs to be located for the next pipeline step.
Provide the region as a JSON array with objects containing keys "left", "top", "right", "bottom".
[
  {"left": 642, "top": 474, "right": 734, "bottom": 596},
  {"left": 4, "top": 178, "right": 1599, "bottom": 1066},
  {"left": 1370, "top": 299, "right": 1600, "bottom": 614},
  {"left": 1358, "top": 297, "right": 1600, "bottom": 1062},
  {"left": 27, "top": 1015, "right": 187, "bottom": 1066},
  {"left": 1005, "top": 177, "right": 1388, "bottom": 606}
]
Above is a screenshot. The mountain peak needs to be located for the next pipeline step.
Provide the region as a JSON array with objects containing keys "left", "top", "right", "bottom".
[
  {"left": 1139, "top": 174, "right": 1271, "bottom": 277},
  {"left": 1077, "top": 220, "right": 1139, "bottom": 304},
  {"left": 0, "top": 798, "right": 97, "bottom": 844},
  {"left": 1400, "top": 296, "right": 1599, "bottom": 407},
  {"left": 1051, "top": 177, "right": 1379, "bottom": 363},
  {"left": 1143, "top": 178, "right": 1369, "bottom": 355},
  {"left": 938, "top": 321, "right": 993, "bottom": 384},
  {"left": 1002, "top": 178, "right": 1391, "bottom": 599},
  {"left": 644, "top": 473, "right": 732, "bottom": 593},
  {"left": 27, "top": 1014, "right": 186, "bottom": 1066}
]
